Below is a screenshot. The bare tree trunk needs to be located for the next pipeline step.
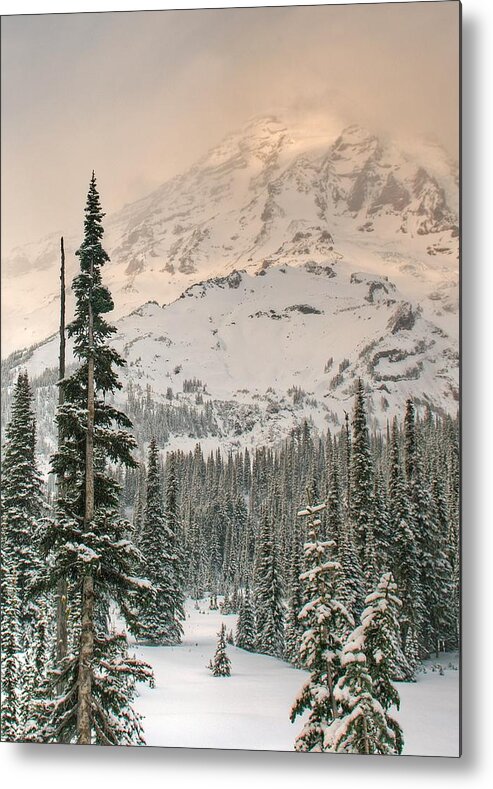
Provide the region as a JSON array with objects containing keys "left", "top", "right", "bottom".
[
  {"left": 59, "top": 237, "right": 66, "bottom": 380},
  {"left": 56, "top": 237, "right": 68, "bottom": 691},
  {"left": 77, "top": 254, "right": 95, "bottom": 745},
  {"left": 77, "top": 572, "right": 94, "bottom": 745}
]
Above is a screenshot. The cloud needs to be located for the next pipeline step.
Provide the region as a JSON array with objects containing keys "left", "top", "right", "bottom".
[{"left": 1, "top": 2, "right": 459, "bottom": 252}]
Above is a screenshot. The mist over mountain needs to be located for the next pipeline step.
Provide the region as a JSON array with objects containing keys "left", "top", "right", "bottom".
[{"left": 2, "top": 112, "right": 459, "bottom": 452}]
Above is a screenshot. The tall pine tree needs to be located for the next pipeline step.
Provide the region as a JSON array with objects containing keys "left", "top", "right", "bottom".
[
  {"left": 138, "top": 439, "right": 183, "bottom": 644},
  {"left": 290, "top": 497, "right": 353, "bottom": 751},
  {"left": 40, "top": 173, "right": 152, "bottom": 745},
  {"left": 1, "top": 371, "right": 43, "bottom": 632},
  {"left": 254, "top": 512, "right": 285, "bottom": 657},
  {"left": 349, "top": 380, "right": 374, "bottom": 561}
]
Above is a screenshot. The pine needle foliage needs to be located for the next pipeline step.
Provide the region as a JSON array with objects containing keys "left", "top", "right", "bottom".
[
  {"left": 290, "top": 498, "right": 353, "bottom": 752},
  {"left": 208, "top": 623, "right": 231, "bottom": 677},
  {"left": 39, "top": 173, "right": 152, "bottom": 744}
]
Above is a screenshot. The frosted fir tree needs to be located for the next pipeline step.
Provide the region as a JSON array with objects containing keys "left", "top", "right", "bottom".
[
  {"left": 413, "top": 475, "right": 453, "bottom": 657},
  {"left": 371, "top": 471, "right": 392, "bottom": 575},
  {"left": 254, "top": 513, "right": 285, "bottom": 657},
  {"left": 404, "top": 399, "right": 452, "bottom": 657},
  {"left": 388, "top": 417, "right": 422, "bottom": 675},
  {"left": 290, "top": 497, "right": 353, "bottom": 752},
  {"left": 220, "top": 590, "right": 233, "bottom": 614},
  {"left": 349, "top": 379, "right": 375, "bottom": 559},
  {"left": 325, "top": 636, "right": 399, "bottom": 754},
  {"left": 431, "top": 472, "right": 458, "bottom": 651},
  {"left": 132, "top": 462, "right": 146, "bottom": 546},
  {"left": 358, "top": 575, "right": 404, "bottom": 742},
  {"left": 325, "top": 573, "right": 404, "bottom": 754},
  {"left": 363, "top": 524, "right": 380, "bottom": 593},
  {"left": 0, "top": 565, "right": 21, "bottom": 741},
  {"left": 40, "top": 173, "right": 152, "bottom": 744},
  {"left": 337, "top": 521, "right": 365, "bottom": 622},
  {"left": 89, "top": 630, "right": 154, "bottom": 745},
  {"left": 208, "top": 623, "right": 232, "bottom": 677},
  {"left": 1, "top": 371, "right": 43, "bottom": 632},
  {"left": 326, "top": 462, "right": 343, "bottom": 551},
  {"left": 138, "top": 439, "right": 183, "bottom": 644},
  {"left": 19, "top": 597, "right": 52, "bottom": 741},
  {"left": 163, "top": 451, "right": 186, "bottom": 642},
  {"left": 404, "top": 398, "right": 417, "bottom": 482},
  {"left": 235, "top": 589, "right": 256, "bottom": 651},
  {"left": 284, "top": 520, "right": 305, "bottom": 666},
  {"left": 186, "top": 504, "right": 207, "bottom": 601}
]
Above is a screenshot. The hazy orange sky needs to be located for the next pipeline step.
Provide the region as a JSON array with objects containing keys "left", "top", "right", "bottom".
[{"left": 1, "top": 1, "right": 459, "bottom": 252}]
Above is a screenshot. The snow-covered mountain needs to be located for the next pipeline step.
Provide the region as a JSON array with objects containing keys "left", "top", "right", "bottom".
[
  {"left": 2, "top": 114, "right": 458, "bottom": 354},
  {"left": 3, "top": 262, "right": 458, "bottom": 459},
  {"left": 2, "top": 112, "right": 459, "bottom": 453}
]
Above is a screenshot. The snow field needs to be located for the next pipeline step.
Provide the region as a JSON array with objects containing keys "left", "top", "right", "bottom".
[
  {"left": 132, "top": 598, "right": 459, "bottom": 755},
  {"left": 133, "top": 599, "right": 309, "bottom": 751}
]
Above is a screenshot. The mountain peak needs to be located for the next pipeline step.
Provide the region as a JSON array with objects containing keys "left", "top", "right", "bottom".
[
  {"left": 2, "top": 113, "right": 458, "bottom": 356},
  {"left": 336, "top": 123, "right": 376, "bottom": 145}
]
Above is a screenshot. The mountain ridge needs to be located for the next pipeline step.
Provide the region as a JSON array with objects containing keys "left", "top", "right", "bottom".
[
  {"left": 2, "top": 112, "right": 458, "bottom": 356},
  {"left": 2, "top": 257, "right": 459, "bottom": 463}
]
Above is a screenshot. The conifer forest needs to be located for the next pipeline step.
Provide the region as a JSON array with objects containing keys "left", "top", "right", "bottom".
[{"left": 1, "top": 172, "right": 460, "bottom": 754}]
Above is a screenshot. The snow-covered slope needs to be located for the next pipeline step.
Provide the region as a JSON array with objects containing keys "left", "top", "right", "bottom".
[
  {"left": 2, "top": 113, "right": 458, "bottom": 355},
  {"left": 2, "top": 260, "right": 458, "bottom": 456},
  {"left": 1, "top": 112, "right": 459, "bottom": 454},
  {"left": 132, "top": 597, "right": 459, "bottom": 755}
]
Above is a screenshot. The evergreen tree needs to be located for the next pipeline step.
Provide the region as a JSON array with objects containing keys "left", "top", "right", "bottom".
[
  {"left": 326, "top": 644, "right": 397, "bottom": 754},
  {"left": 404, "top": 398, "right": 417, "bottom": 482},
  {"left": 357, "top": 574, "right": 405, "bottom": 744},
  {"left": 413, "top": 475, "right": 453, "bottom": 657},
  {"left": 326, "top": 655, "right": 387, "bottom": 753},
  {"left": 89, "top": 630, "right": 153, "bottom": 745},
  {"left": 19, "top": 597, "right": 52, "bottom": 741},
  {"left": 40, "top": 173, "right": 152, "bottom": 744},
  {"left": 284, "top": 520, "right": 305, "bottom": 666},
  {"left": 325, "top": 573, "right": 403, "bottom": 754},
  {"left": 163, "top": 451, "right": 186, "bottom": 642},
  {"left": 290, "top": 498, "right": 353, "bottom": 752},
  {"left": 363, "top": 524, "right": 380, "bottom": 592},
  {"left": 372, "top": 470, "right": 392, "bottom": 573},
  {"left": 254, "top": 513, "right": 285, "bottom": 657},
  {"left": 337, "top": 521, "right": 365, "bottom": 622},
  {"left": 349, "top": 380, "right": 374, "bottom": 559},
  {"left": 388, "top": 417, "right": 421, "bottom": 674},
  {"left": 235, "top": 589, "right": 256, "bottom": 651},
  {"left": 208, "top": 623, "right": 231, "bottom": 677},
  {"left": 1, "top": 371, "right": 43, "bottom": 630},
  {"left": 404, "top": 400, "right": 452, "bottom": 656},
  {"left": 326, "top": 461, "right": 343, "bottom": 550},
  {"left": 132, "top": 462, "right": 146, "bottom": 545},
  {"left": 186, "top": 504, "right": 206, "bottom": 601},
  {"left": 0, "top": 565, "right": 21, "bottom": 741},
  {"left": 138, "top": 439, "right": 182, "bottom": 643}
]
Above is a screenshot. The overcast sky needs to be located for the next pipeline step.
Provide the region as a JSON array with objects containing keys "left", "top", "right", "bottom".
[{"left": 1, "top": 1, "right": 459, "bottom": 252}]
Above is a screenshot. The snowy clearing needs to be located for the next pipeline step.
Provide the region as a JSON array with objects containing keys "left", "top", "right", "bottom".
[{"left": 132, "top": 598, "right": 459, "bottom": 755}]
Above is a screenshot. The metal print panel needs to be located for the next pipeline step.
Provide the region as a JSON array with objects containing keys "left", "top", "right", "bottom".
[{"left": 0, "top": 1, "right": 460, "bottom": 755}]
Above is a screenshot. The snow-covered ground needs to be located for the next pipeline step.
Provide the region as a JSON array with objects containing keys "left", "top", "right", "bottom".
[
  {"left": 132, "top": 598, "right": 460, "bottom": 755},
  {"left": 396, "top": 654, "right": 460, "bottom": 757},
  {"left": 132, "top": 599, "right": 308, "bottom": 751}
]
